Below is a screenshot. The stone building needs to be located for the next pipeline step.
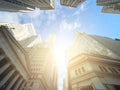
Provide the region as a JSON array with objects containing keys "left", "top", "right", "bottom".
[
  {"left": 64, "top": 32, "right": 120, "bottom": 90},
  {"left": 97, "top": 0, "right": 120, "bottom": 14},
  {"left": 0, "top": 26, "right": 30, "bottom": 90},
  {"left": 60, "top": 0, "right": 86, "bottom": 7},
  {"left": 0, "top": 23, "right": 58, "bottom": 90},
  {"left": 0, "top": 0, "right": 54, "bottom": 12}
]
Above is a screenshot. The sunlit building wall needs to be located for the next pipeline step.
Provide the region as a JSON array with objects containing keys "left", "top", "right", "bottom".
[
  {"left": 97, "top": 0, "right": 120, "bottom": 14},
  {"left": 0, "top": 26, "right": 30, "bottom": 90},
  {"left": 65, "top": 32, "right": 120, "bottom": 90},
  {"left": 60, "top": 0, "right": 86, "bottom": 7},
  {"left": 0, "top": 0, "right": 54, "bottom": 12},
  {"left": 0, "top": 0, "right": 35, "bottom": 12},
  {"left": 19, "top": 0, "right": 54, "bottom": 10},
  {"left": 24, "top": 41, "right": 58, "bottom": 90},
  {"left": 0, "top": 23, "right": 58, "bottom": 90}
]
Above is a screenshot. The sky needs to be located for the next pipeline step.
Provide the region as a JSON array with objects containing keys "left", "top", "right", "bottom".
[{"left": 0, "top": 0, "right": 120, "bottom": 90}]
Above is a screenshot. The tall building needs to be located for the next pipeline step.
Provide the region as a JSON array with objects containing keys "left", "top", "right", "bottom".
[
  {"left": 0, "top": 26, "right": 30, "bottom": 90},
  {"left": 60, "top": 0, "right": 86, "bottom": 7},
  {"left": 64, "top": 32, "right": 120, "bottom": 90},
  {"left": 19, "top": 0, "right": 54, "bottom": 10},
  {"left": 97, "top": 0, "right": 120, "bottom": 14},
  {"left": 0, "top": 0, "right": 54, "bottom": 12},
  {"left": 23, "top": 36, "right": 58, "bottom": 90},
  {"left": 0, "top": 23, "right": 58, "bottom": 90}
]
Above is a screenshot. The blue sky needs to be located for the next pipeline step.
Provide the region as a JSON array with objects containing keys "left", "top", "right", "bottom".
[
  {"left": 0, "top": 0, "right": 120, "bottom": 90},
  {"left": 0, "top": 0, "right": 120, "bottom": 40}
]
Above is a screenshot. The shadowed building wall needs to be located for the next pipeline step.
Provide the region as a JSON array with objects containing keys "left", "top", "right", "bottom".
[
  {"left": 97, "top": 0, "right": 120, "bottom": 14},
  {"left": 0, "top": 0, "right": 54, "bottom": 12}
]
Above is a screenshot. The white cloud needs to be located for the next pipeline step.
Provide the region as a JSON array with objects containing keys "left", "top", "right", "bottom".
[
  {"left": 44, "top": 11, "right": 57, "bottom": 21},
  {"left": 0, "top": 12, "right": 20, "bottom": 23},
  {"left": 26, "top": 8, "right": 44, "bottom": 18},
  {"left": 73, "top": 2, "right": 87, "bottom": 16},
  {"left": 59, "top": 20, "right": 81, "bottom": 32}
]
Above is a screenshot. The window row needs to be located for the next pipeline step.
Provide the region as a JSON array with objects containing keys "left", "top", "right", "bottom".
[
  {"left": 31, "top": 68, "right": 41, "bottom": 72},
  {"left": 99, "top": 65, "right": 120, "bottom": 74},
  {"left": 30, "top": 64, "right": 43, "bottom": 67},
  {"left": 75, "top": 67, "right": 85, "bottom": 75}
]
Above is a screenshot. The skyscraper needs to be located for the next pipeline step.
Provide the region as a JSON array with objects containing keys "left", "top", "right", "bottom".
[
  {"left": 64, "top": 32, "right": 120, "bottom": 90},
  {"left": 0, "top": 26, "right": 30, "bottom": 90},
  {"left": 97, "top": 0, "right": 120, "bottom": 14},
  {"left": 0, "top": 0, "right": 54, "bottom": 12},
  {"left": 60, "top": 0, "right": 86, "bottom": 7},
  {"left": 0, "top": 23, "right": 58, "bottom": 90},
  {"left": 19, "top": 0, "right": 54, "bottom": 10}
]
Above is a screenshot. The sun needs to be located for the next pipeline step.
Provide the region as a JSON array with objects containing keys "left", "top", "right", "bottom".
[
  {"left": 54, "top": 40, "right": 67, "bottom": 66},
  {"left": 53, "top": 35, "right": 70, "bottom": 68}
]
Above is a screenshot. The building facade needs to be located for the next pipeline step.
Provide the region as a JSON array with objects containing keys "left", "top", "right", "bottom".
[
  {"left": 97, "top": 0, "right": 120, "bottom": 14},
  {"left": 23, "top": 37, "right": 58, "bottom": 90},
  {"left": 0, "top": 26, "right": 30, "bottom": 90},
  {"left": 60, "top": 0, "right": 86, "bottom": 7},
  {"left": 0, "top": 0, "right": 54, "bottom": 12},
  {"left": 0, "top": 23, "right": 58, "bottom": 90},
  {"left": 64, "top": 32, "right": 120, "bottom": 90}
]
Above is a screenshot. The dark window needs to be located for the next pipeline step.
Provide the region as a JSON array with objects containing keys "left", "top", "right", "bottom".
[
  {"left": 10, "top": 76, "right": 21, "bottom": 90},
  {"left": 18, "top": 80, "right": 24, "bottom": 90},
  {"left": 0, "top": 58, "right": 8, "bottom": 68},
  {"left": 114, "top": 85, "right": 120, "bottom": 90},
  {"left": 99, "top": 66, "right": 107, "bottom": 72},
  {"left": 102, "top": 66, "right": 107, "bottom": 72},
  {"left": 81, "top": 67, "right": 85, "bottom": 72},
  {"left": 118, "top": 69, "right": 120, "bottom": 72},
  {"left": 108, "top": 67, "right": 114, "bottom": 73},
  {"left": 0, "top": 65, "right": 14, "bottom": 81},
  {"left": 112, "top": 68, "right": 118, "bottom": 73},
  {"left": 99, "top": 66, "right": 104, "bottom": 71},
  {"left": 78, "top": 68, "right": 81, "bottom": 74},
  {"left": 75, "top": 70, "right": 78, "bottom": 75},
  {"left": 108, "top": 67, "right": 118, "bottom": 73},
  {"left": 30, "top": 82, "right": 33, "bottom": 87}
]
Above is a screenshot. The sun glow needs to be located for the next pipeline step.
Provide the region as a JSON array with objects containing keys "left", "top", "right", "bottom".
[
  {"left": 53, "top": 34, "right": 72, "bottom": 90},
  {"left": 54, "top": 37, "right": 69, "bottom": 67}
]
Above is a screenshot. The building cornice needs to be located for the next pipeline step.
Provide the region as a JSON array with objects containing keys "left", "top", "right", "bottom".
[{"left": 0, "top": 26, "right": 30, "bottom": 77}]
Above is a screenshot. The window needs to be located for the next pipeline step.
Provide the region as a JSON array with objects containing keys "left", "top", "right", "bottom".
[
  {"left": 102, "top": 66, "right": 107, "bottom": 72},
  {"left": 78, "top": 68, "right": 81, "bottom": 74},
  {"left": 81, "top": 67, "right": 85, "bottom": 72},
  {"left": 75, "top": 70, "right": 78, "bottom": 75},
  {"left": 108, "top": 67, "right": 114, "bottom": 73},
  {"left": 118, "top": 69, "right": 120, "bottom": 72},
  {"left": 112, "top": 68, "right": 118, "bottom": 73},
  {"left": 99, "top": 66, "right": 107, "bottom": 72}
]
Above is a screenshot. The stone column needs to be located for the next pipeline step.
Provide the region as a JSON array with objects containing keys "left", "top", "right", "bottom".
[
  {"left": 6, "top": 74, "right": 19, "bottom": 90},
  {"left": 0, "top": 63, "right": 11, "bottom": 74},
  {"left": 0, "top": 54, "right": 5, "bottom": 62},
  {"left": 13, "top": 77, "right": 23, "bottom": 90},
  {"left": 17, "top": 79, "right": 24, "bottom": 90},
  {"left": 0, "top": 69, "right": 15, "bottom": 87},
  {"left": 10, "top": 76, "right": 21, "bottom": 89},
  {"left": 19, "top": 81, "right": 26, "bottom": 90},
  {"left": 91, "top": 77, "right": 107, "bottom": 90}
]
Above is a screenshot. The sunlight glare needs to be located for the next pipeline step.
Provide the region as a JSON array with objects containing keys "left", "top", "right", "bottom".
[
  {"left": 54, "top": 35, "right": 70, "bottom": 70},
  {"left": 54, "top": 39, "right": 67, "bottom": 66}
]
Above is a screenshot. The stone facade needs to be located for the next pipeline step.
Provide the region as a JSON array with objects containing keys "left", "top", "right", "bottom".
[
  {"left": 64, "top": 32, "right": 120, "bottom": 90},
  {"left": 0, "top": 0, "right": 54, "bottom": 12},
  {"left": 97, "top": 0, "right": 120, "bottom": 14},
  {"left": 60, "top": 0, "right": 86, "bottom": 7},
  {"left": 0, "top": 23, "right": 58, "bottom": 90}
]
